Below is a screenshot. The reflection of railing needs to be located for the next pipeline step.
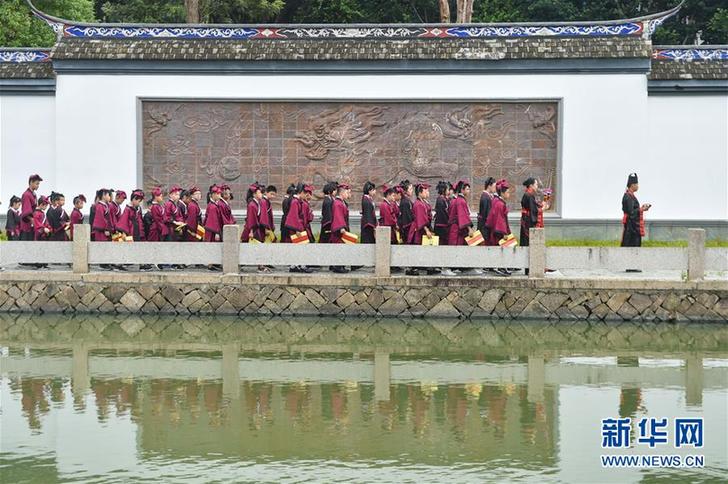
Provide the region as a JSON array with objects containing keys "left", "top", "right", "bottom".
[{"left": 0, "top": 225, "right": 722, "bottom": 280}]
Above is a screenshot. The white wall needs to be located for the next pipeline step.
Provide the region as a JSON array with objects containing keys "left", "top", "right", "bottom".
[
  {"left": 53, "top": 73, "right": 654, "bottom": 219},
  {"left": 5, "top": 73, "right": 723, "bottom": 221},
  {"left": 0, "top": 95, "right": 55, "bottom": 204},
  {"left": 648, "top": 95, "right": 728, "bottom": 221}
]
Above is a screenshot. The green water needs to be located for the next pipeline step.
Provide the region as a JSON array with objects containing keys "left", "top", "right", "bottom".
[{"left": 1, "top": 314, "right": 726, "bottom": 483}]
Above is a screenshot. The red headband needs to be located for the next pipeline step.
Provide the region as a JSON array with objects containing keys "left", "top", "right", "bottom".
[
  {"left": 168, "top": 185, "right": 182, "bottom": 194},
  {"left": 116, "top": 190, "right": 127, "bottom": 199},
  {"left": 151, "top": 187, "right": 163, "bottom": 197}
]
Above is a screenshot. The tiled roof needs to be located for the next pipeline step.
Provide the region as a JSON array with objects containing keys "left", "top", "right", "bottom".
[
  {"left": 0, "top": 62, "right": 55, "bottom": 79},
  {"left": 51, "top": 36, "right": 651, "bottom": 61},
  {"left": 649, "top": 46, "right": 728, "bottom": 80},
  {"left": 649, "top": 60, "right": 728, "bottom": 80}
]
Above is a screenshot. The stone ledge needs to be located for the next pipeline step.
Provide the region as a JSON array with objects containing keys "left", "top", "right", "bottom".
[
  {"left": 0, "top": 270, "right": 725, "bottom": 291},
  {"left": 0, "top": 275, "right": 725, "bottom": 321}
]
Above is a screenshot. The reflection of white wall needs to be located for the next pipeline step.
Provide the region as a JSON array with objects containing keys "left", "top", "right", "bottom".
[
  {"left": 53, "top": 73, "right": 654, "bottom": 219},
  {"left": 0, "top": 96, "right": 55, "bottom": 204},
  {"left": 0, "top": 379, "right": 138, "bottom": 479},
  {"left": 557, "top": 385, "right": 728, "bottom": 483},
  {"left": 648, "top": 95, "right": 728, "bottom": 221}
]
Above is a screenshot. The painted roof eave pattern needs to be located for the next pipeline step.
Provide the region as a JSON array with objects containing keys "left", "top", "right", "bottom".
[{"left": 26, "top": 0, "right": 683, "bottom": 41}]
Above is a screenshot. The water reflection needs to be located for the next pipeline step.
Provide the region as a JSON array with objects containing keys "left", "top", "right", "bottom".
[{"left": 1, "top": 314, "right": 726, "bottom": 482}]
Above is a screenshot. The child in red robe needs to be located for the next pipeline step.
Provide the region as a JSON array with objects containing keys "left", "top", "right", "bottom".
[
  {"left": 109, "top": 190, "right": 126, "bottom": 231},
  {"left": 283, "top": 183, "right": 314, "bottom": 273},
  {"left": 485, "top": 179, "right": 512, "bottom": 277},
  {"left": 147, "top": 187, "right": 168, "bottom": 242},
  {"left": 447, "top": 180, "right": 474, "bottom": 246},
  {"left": 33, "top": 196, "right": 51, "bottom": 241},
  {"left": 204, "top": 185, "right": 223, "bottom": 243},
  {"left": 164, "top": 185, "right": 182, "bottom": 242},
  {"left": 378, "top": 185, "right": 399, "bottom": 245},
  {"left": 69, "top": 195, "right": 86, "bottom": 240},
  {"left": 20, "top": 174, "right": 42, "bottom": 241},
  {"left": 407, "top": 183, "right": 437, "bottom": 276},
  {"left": 407, "top": 183, "right": 433, "bottom": 245},
  {"left": 92, "top": 189, "right": 114, "bottom": 242},
  {"left": 218, "top": 184, "right": 236, "bottom": 227},
  {"left": 116, "top": 190, "right": 145, "bottom": 241},
  {"left": 241, "top": 183, "right": 267, "bottom": 243},
  {"left": 185, "top": 186, "right": 203, "bottom": 242},
  {"left": 241, "top": 183, "right": 272, "bottom": 273},
  {"left": 330, "top": 183, "right": 351, "bottom": 274}
]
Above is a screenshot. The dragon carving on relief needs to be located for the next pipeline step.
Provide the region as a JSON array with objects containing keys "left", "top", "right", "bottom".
[
  {"left": 295, "top": 106, "right": 387, "bottom": 160},
  {"left": 441, "top": 105, "right": 503, "bottom": 140},
  {"left": 526, "top": 104, "right": 557, "bottom": 147}
]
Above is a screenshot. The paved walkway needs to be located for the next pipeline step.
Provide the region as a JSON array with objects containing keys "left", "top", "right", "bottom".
[{"left": 1, "top": 263, "right": 726, "bottom": 282}]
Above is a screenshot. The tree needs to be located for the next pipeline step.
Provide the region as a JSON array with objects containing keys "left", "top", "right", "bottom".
[
  {"left": 0, "top": 0, "right": 94, "bottom": 47},
  {"left": 186, "top": 0, "right": 200, "bottom": 22}
]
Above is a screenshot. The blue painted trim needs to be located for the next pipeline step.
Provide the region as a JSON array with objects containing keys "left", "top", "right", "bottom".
[
  {"left": 0, "top": 50, "right": 51, "bottom": 63},
  {"left": 652, "top": 47, "right": 728, "bottom": 61}
]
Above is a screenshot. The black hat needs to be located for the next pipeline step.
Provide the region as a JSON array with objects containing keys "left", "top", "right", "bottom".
[{"left": 627, "top": 173, "right": 638, "bottom": 186}]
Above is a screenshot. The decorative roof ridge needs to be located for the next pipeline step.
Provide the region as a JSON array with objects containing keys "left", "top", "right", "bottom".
[
  {"left": 652, "top": 46, "right": 728, "bottom": 61},
  {"left": 27, "top": 0, "right": 682, "bottom": 41},
  {"left": 0, "top": 49, "right": 51, "bottom": 63}
]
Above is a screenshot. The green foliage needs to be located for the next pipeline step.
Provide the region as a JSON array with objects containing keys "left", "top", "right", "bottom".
[
  {"left": 1, "top": 1, "right": 726, "bottom": 49},
  {"left": 99, "top": 0, "right": 186, "bottom": 23},
  {"left": 0, "top": 0, "right": 93, "bottom": 47},
  {"left": 707, "top": 8, "right": 728, "bottom": 42},
  {"left": 203, "top": 0, "right": 285, "bottom": 23}
]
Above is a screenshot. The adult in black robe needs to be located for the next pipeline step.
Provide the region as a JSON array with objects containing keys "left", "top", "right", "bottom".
[
  {"left": 280, "top": 184, "right": 296, "bottom": 243},
  {"left": 360, "top": 181, "right": 377, "bottom": 244},
  {"left": 398, "top": 181, "right": 414, "bottom": 245},
  {"left": 520, "top": 178, "right": 540, "bottom": 247},
  {"left": 621, "top": 173, "right": 650, "bottom": 247},
  {"left": 477, "top": 177, "right": 496, "bottom": 240},
  {"left": 319, "top": 182, "right": 336, "bottom": 243}
]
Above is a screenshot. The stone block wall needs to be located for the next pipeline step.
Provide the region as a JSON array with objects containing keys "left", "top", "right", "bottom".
[{"left": 0, "top": 273, "right": 725, "bottom": 322}]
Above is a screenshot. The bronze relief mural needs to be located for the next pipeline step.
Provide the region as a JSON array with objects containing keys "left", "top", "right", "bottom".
[{"left": 142, "top": 101, "right": 558, "bottom": 211}]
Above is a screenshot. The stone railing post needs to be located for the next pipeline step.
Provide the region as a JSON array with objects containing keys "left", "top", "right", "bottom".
[
  {"left": 528, "top": 227, "right": 545, "bottom": 278},
  {"left": 687, "top": 228, "right": 706, "bottom": 281},
  {"left": 73, "top": 223, "right": 90, "bottom": 273},
  {"left": 375, "top": 226, "right": 391, "bottom": 277},
  {"left": 222, "top": 224, "right": 241, "bottom": 274}
]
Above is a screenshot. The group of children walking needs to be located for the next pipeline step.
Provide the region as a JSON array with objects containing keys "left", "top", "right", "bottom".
[{"left": 4, "top": 173, "right": 550, "bottom": 276}]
